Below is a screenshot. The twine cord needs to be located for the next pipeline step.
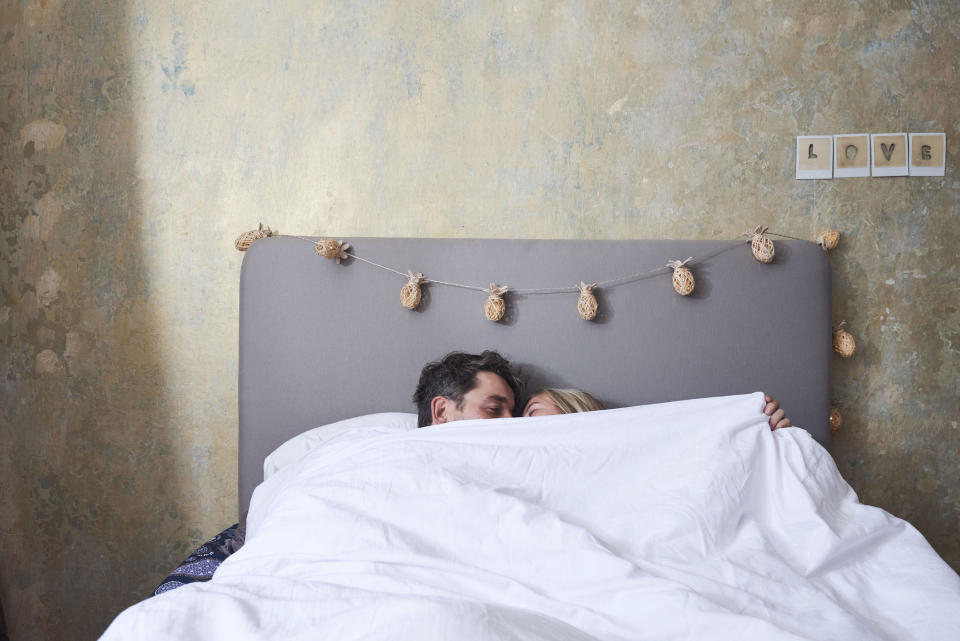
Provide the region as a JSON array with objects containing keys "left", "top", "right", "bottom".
[
  {"left": 767, "top": 231, "right": 809, "bottom": 242},
  {"left": 290, "top": 231, "right": 805, "bottom": 295}
]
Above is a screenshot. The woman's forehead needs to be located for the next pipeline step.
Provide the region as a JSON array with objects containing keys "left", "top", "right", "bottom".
[{"left": 525, "top": 393, "right": 551, "bottom": 406}]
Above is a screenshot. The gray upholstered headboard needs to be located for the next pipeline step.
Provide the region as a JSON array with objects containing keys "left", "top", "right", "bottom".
[{"left": 238, "top": 237, "right": 831, "bottom": 515}]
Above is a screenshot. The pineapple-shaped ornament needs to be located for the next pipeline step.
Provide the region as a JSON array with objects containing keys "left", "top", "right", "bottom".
[
  {"left": 666, "top": 257, "right": 695, "bottom": 296},
  {"left": 400, "top": 271, "right": 426, "bottom": 310},
  {"left": 577, "top": 282, "right": 598, "bottom": 320},
  {"left": 816, "top": 229, "right": 841, "bottom": 251},
  {"left": 746, "top": 225, "right": 775, "bottom": 263},
  {"left": 832, "top": 321, "right": 856, "bottom": 357},
  {"left": 484, "top": 283, "right": 509, "bottom": 322},
  {"left": 314, "top": 238, "right": 351, "bottom": 264},
  {"left": 829, "top": 406, "right": 843, "bottom": 432},
  {"left": 234, "top": 223, "right": 273, "bottom": 251}
]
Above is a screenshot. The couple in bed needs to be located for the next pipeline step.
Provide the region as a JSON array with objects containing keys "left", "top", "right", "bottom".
[{"left": 414, "top": 350, "right": 793, "bottom": 430}]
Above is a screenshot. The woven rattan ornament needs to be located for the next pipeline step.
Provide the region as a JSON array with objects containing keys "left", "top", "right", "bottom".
[
  {"left": 314, "top": 238, "right": 350, "bottom": 264},
  {"left": 666, "top": 257, "right": 695, "bottom": 296},
  {"left": 832, "top": 321, "right": 856, "bottom": 357},
  {"left": 400, "top": 271, "right": 426, "bottom": 310},
  {"left": 484, "top": 283, "right": 508, "bottom": 322},
  {"left": 816, "top": 229, "right": 841, "bottom": 251},
  {"left": 746, "top": 225, "right": 775, "bottom": 263},
  {"left": 234, "top": 223, "right": 273, "bottom": 251},
  {"left": 577, "top": 282, "right": 598, "bottom": 320},
  {"left": 829, "top": 407, "right": 843, "bottom": 432}
]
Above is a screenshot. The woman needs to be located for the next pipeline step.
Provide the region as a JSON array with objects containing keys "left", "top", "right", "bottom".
[{"left": 522, "top": 388, "right": 605, "bottom": 417}]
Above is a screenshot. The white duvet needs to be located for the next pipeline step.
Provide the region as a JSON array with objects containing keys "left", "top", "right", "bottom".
[{"left": 102, "top": 392, "right": 960, "bottom": 640}]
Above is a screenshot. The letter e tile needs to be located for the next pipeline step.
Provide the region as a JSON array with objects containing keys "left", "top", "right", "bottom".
[{"left": 909, "top": 133, "right": 946, "bottom": 176}]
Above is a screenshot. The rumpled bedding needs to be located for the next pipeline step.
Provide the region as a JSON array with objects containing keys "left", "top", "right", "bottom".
[
  {"left": 101, "top": 392, "right": 960, "bottom": 640},
  {"left": 153, "top": 522, "right": 244, "bottom": 596}
]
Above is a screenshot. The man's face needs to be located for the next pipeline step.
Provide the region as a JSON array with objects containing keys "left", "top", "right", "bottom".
[{"left": 432, "top": 371, "right": 515, "bottom": 425}]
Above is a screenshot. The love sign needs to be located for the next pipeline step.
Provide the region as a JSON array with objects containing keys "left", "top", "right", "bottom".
[{"left": 796, "top": 133, "right": 944, "bottom": 178}]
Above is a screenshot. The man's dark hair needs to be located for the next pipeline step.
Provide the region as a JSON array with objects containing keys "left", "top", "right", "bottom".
[{"left": 413, "top": 350, "right": 523, "bottom": 427}]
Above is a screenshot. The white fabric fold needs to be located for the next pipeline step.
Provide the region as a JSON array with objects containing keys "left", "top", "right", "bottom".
[{"left": 101, "top": 392, "right": 960, "bottom": 641}]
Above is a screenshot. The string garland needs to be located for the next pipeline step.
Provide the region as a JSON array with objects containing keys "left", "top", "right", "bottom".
[
  {"left": 233, "top": 224, "right": 845, "bottom": 323},
  {"left": 289, "top": 234, "right": 678, "bottom": 295}
]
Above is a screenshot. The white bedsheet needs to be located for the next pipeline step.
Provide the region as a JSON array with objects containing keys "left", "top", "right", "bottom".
[{"left": 101, "top": 392, "right": 960, "bottom": 640}]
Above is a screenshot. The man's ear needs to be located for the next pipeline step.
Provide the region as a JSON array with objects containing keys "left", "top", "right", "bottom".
[{"left": 431, "top": 396, "right": 453, "bottom": 425}]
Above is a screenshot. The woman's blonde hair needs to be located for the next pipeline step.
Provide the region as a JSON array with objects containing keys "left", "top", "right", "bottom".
[{"left": 536, "top": 388, "right": 605, "bottom": 414}]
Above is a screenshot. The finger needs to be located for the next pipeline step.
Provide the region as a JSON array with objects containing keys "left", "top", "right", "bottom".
[
  {"left": 776, "top": 418, "right": 792, "bottom": 429},
  {"left": 764, "top": 393, "right": 772, "bottom": 403},
  {"left": 768, "top": 409, "right": 785, "bottom": 428},
  {"left": 764, "top": 400, "right": 780, "bottom": 415}
]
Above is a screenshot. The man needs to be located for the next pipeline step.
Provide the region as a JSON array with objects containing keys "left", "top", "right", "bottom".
[
  {"left": 413, "top": 350, "right": 791, "bottom": 430},
  {"left": 413, "top": 350, "right": 522, "bottom": 427}
]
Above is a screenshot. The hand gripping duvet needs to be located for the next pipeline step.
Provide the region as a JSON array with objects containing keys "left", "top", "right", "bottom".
[{"left": 101, "top": 392, "right": 960, "bottom": 640}]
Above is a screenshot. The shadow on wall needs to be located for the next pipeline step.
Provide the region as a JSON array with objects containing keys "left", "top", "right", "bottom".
[{"left": 0, "top": 3, "right": 188, "bottom": 639}]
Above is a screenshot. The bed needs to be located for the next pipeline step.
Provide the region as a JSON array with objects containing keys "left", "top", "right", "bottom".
[{"left": 105, "top": 236, "right": 960, "bottom": 640}]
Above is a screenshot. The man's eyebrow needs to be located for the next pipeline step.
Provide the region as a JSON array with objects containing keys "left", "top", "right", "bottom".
[{"left": 485, "top": 394, "right": 512, "bottom": 405}]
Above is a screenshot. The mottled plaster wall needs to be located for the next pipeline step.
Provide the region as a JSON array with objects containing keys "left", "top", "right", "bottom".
[{"left": 1, "top": 1, "right": 957, "bottom": 639}]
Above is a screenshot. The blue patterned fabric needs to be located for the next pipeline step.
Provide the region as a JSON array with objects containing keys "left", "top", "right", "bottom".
[{"left": 154, "top": 522, "right": 244, "bottom": 596}]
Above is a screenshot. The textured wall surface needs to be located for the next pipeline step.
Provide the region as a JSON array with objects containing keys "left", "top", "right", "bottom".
[{"left": 1, "top": 1, "right": 958, "bottom": 639}]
